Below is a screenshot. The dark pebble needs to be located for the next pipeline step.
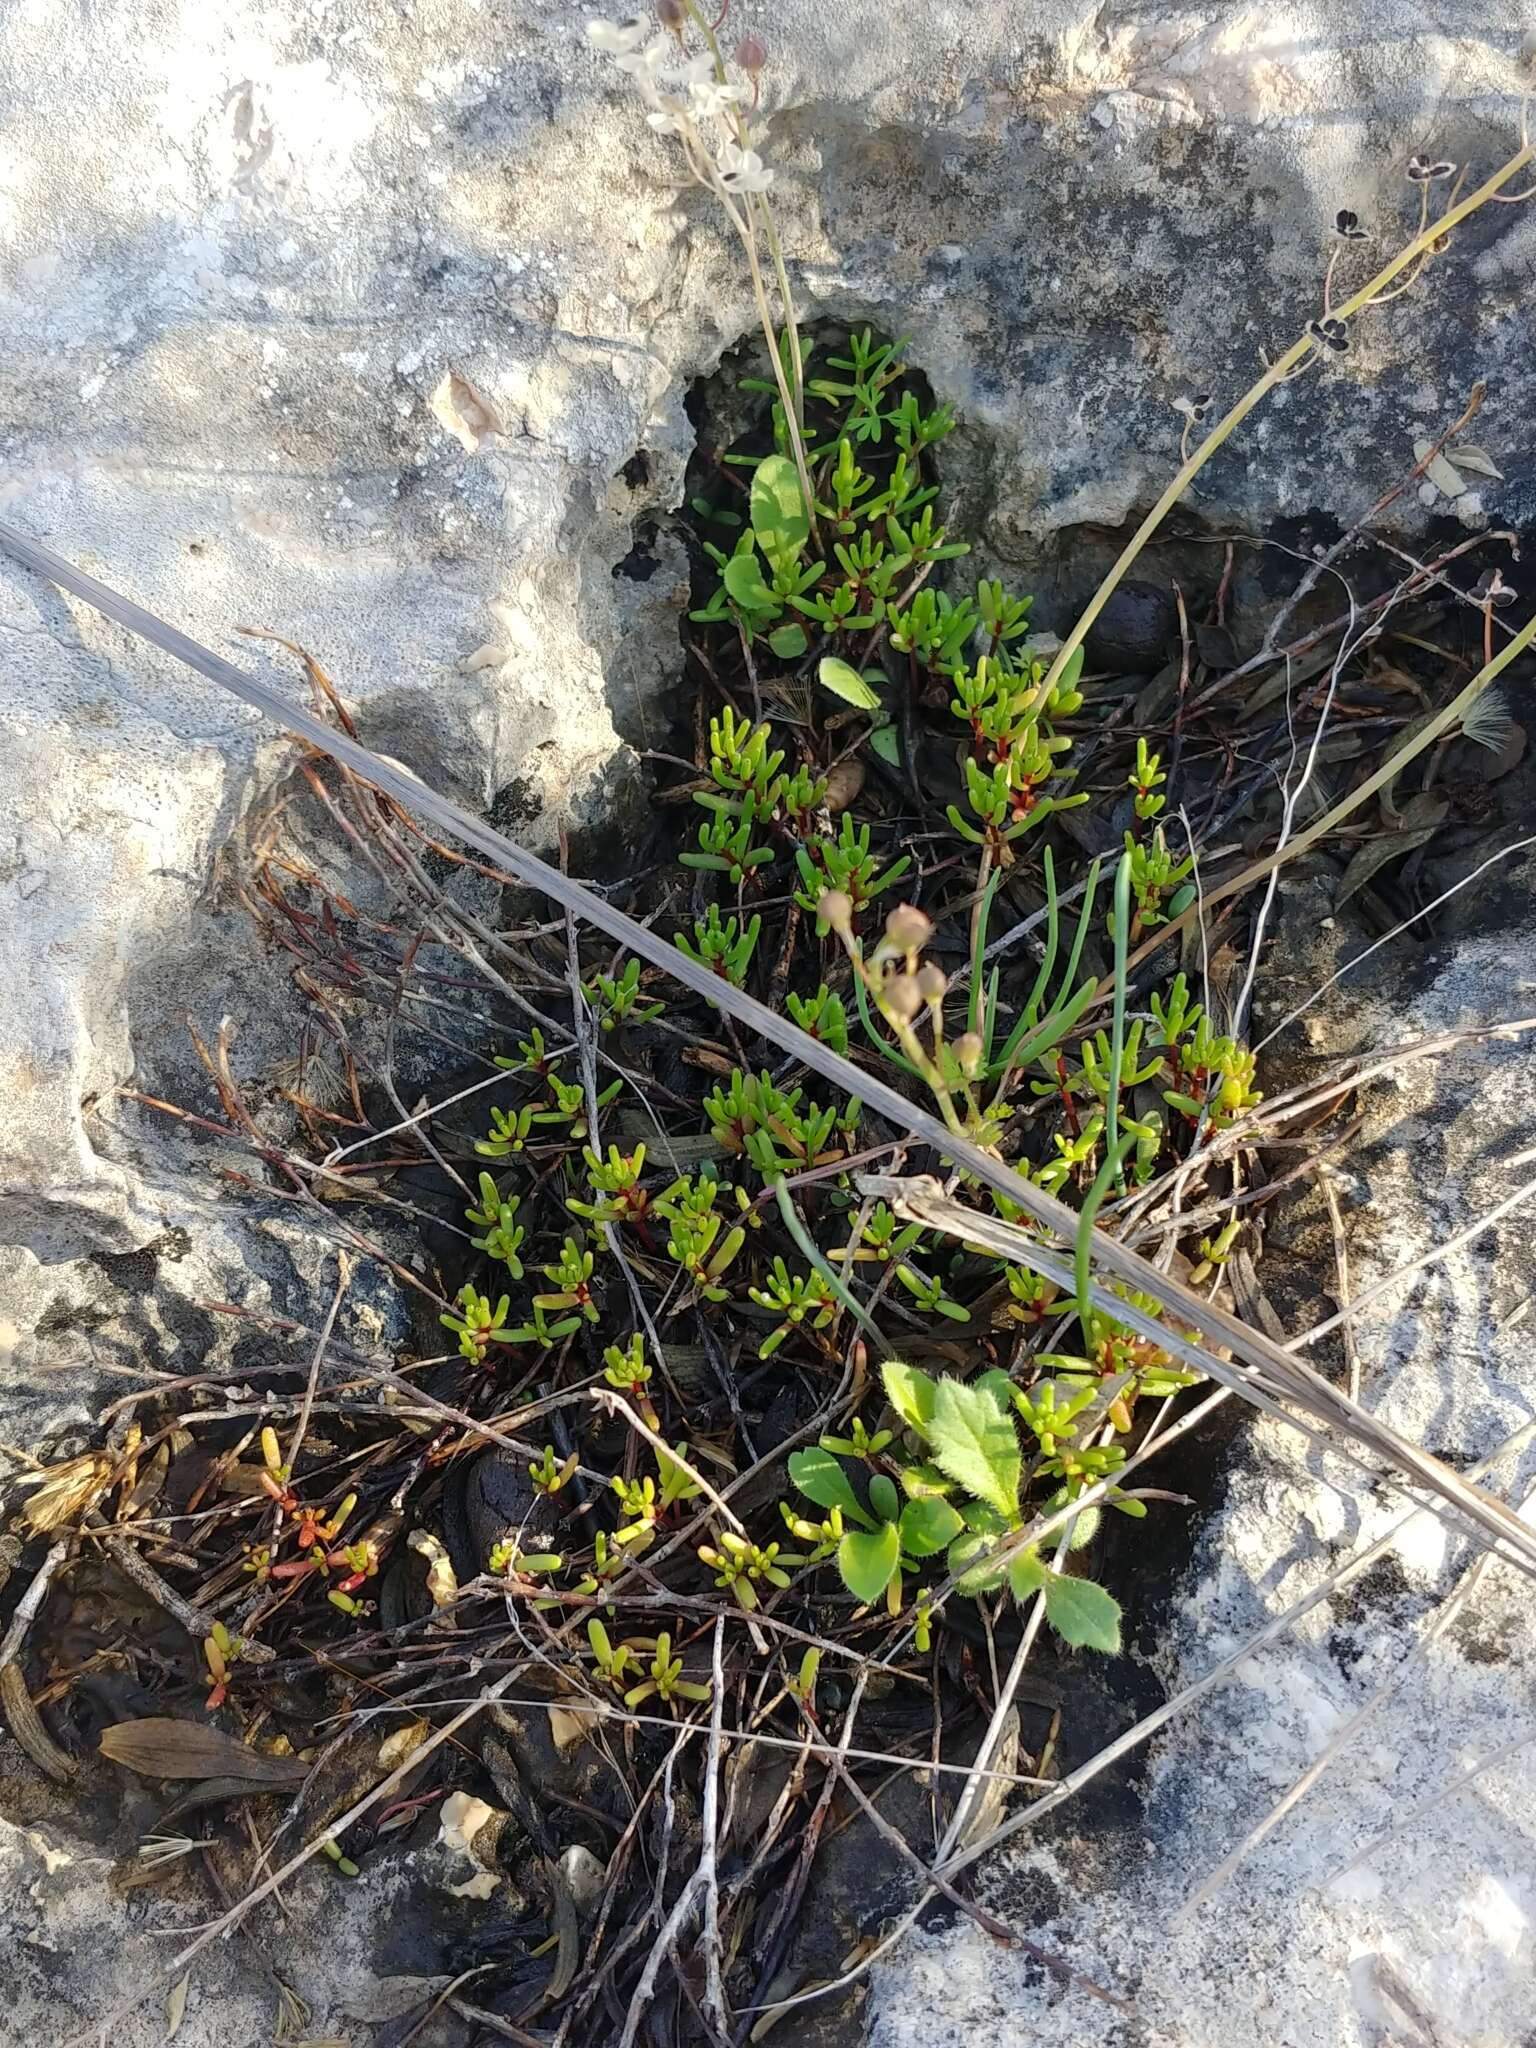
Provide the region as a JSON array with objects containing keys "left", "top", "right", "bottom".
[
  {"left": 1083, "top": 579, "right": 1178, "bottom": 673},
  {"left": 445, "top": 1449, "right": 556, "bottom": 1579}
]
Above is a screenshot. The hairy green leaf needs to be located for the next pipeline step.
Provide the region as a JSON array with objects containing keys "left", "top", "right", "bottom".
[
  {"left": 947, "top": 1522, "right": 1008, "bottom": 1595},
  {"left": 1057, "top": 1502, "right": 1101, "bottom": 1551},
  {"left": 837, "top": 1521, "right": 900, "bottom": 1604},
  {"left": 972, "top": 1368, "right": 1016, "bottom": 1415},
  {"left": 818, "top": 656, "right": 882, "bottom": 711},
  {"left": 1008, "top": 1548, "right": 1048, "bottom": 1602},
  {"left": 899, "top": 1496, "right": 963, "bottom": 1558},
  {"left": 928, "top": 1378, "right": 1022, "bottom": 1521},
  {"left": 1042, "top": 1573, "right": 1122, "bottom": 1652},
  {"left": 881, "top": 1358, "right": 938, "bottom": 1438}
]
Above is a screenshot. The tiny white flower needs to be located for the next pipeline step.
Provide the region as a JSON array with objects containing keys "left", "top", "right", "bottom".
[
  {"left": 585, "top": 16, "right": 651, "bottom": 56},
  {"left": 689, "top": 75, "right": 747, "bottom": 121},
  {"left": 646, "top": 104, "right": 687, "bottom": 135},
  {"left": 615, "top": 32, "right": 671, "bottom": 80},
  {"left": 678, "top": 51, "right": 746, "bottom": 119},
  {"left": 716, "top": 139, "right": 773, "bottom": 193}
]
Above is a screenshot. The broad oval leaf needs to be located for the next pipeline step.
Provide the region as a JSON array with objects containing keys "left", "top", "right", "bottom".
[
  {"left": 723, "top": 549, "right": 776, "bottom": 612},
  {"left": 1041, "top": 1573, "right": 1123, "bottom": 1653},
  {"left": 868, "top": 1473, "right": 900, "bottom": 1525},
  {"left": 881, "top": 1358, "right": 938, "bottom": 1439},
  {"left": 1447, "top": 441, "right": 1504, "bottom": 482},
  {"left": 750, "top": 454, "right": 809, "bottom": 565},
  {"left": 972, "top": 1368, "right": 1016, "bottom": 1415},
  {"left": 837, "top": 1520, "right": 900, "bottom": 1604},
  {"left": 899, "top": 1495, "right": 963, "bottom": 1558},
  {"left": 1412, "top": 437, "right": 1467, "bottom": 501},
  {"left": 818, "top": 656, "right": 882, "bottom": 712},
  {"left": 869, "top": 722, "right": 901, "bottom": 766},
  {"left": 768, "top": 622, "right": 809, "bottom": 659},
  {"left": 1042, "top": 1485, "right": 1100, "bottom": 1551},
  {"left": 1008, "top": 1548, "right": 1048, "bottom": 1602},
  {"left": 928, "top": 1378, "right": 1022, "bottom": 1521},
  {"left": 788, "top": 1445, "right": 863, "bottom": 1518}
]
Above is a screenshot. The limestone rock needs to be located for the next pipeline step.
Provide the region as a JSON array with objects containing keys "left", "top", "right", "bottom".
[
  {"left": 1, "top": 3, "right": 1534, "bottom": 2040},
  {"left": 2, "top": 0, "right": 1532, "bottom": 1262}
]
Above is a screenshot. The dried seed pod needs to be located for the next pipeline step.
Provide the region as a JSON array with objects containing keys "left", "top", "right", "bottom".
[
  {"left": 952, "top": 1031, "right": 984, "bottom": 1077},
  {"left": 884, "top": 973, "right": 924, "bottom": 1022},
  {"left": 884, "top": 903, "right": 933, "bottom": 953},
  {"left": 817, "top": 888, "right": 854, "bottom": 936}
]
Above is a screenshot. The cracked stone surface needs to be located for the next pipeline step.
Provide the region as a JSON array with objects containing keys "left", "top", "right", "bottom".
[{"left": 1, "top": 2, "right": 1534, "bottom": 2041}]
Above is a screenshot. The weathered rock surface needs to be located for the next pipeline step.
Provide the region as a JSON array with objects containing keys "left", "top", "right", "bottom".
[
  {"left": 2, "top": 1, "right": 1535, "bottom": 2041},
  {"left": 3, "top": 0, "right": 1534, "bottom": 1265}
]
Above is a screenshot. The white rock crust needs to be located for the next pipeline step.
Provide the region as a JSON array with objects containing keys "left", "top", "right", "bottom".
[{"left": 2, "top": 0, "right": 1532, "bottom": 1259}]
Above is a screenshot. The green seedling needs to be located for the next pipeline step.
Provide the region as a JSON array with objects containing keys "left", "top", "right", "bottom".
[{"left": 674, "top": 904, "right": 762, "bottom": 985}]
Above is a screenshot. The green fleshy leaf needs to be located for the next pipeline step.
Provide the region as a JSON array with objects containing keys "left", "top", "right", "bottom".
[
  {"left": 768, "top": 622, "right": 809, "bottom": 659},
  {"left": 881, "top": 1358, "right": 939, "bottom": 1439},
  {"left": 899, "top": 1496, "right": 963, "bottom": 1558},
  {"left": 751, "top": 454, "right": 809, "bottom": 566},
  {"left": 927, "top": 1379, "right": 1022, "bottom": 1522},
  {"left": 837, "top": 1521, "right": 900, "bottom": 1604},
  {"left": 818, "top": 656, "right": 882, "bottom": 711},
  {"left": 723, "top": 550, "right": 776, "bottom": 611},
  {"left": 1056, "top": 643, "right": 1085, "bottom": 691},
  {"left": 868, "top": 1473, "right": 900, "bottom": 1525},
  {"left": 788, "top": 1446, "right": 863, "bottom": 1518},
  {"left": 869, "top": 722, "right": 901, "bottom": 766},
  {"left": 1042, "top": 1572, "right": 1122, "bottom": 1652}
]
